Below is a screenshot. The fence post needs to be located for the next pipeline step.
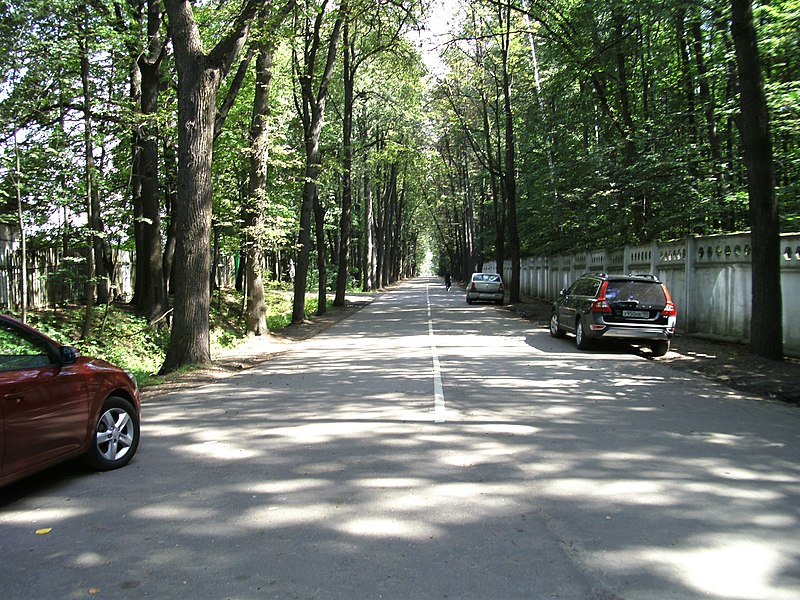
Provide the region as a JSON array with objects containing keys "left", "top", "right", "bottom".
[
  {"left": 651, "top": 240, "right": 659, "bottom": 277},
  {"left": 623, "top": 244, "right": 630, "bottom": 274},
  {"left": 684, "top": 236, "right": 695, "bottom": 335}
]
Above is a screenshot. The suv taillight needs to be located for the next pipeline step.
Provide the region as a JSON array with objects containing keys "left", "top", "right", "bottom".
[
  {"left": 498, "top": 282, "right": 504, "bottom": 292},
  {"left": 661, "top": 284, "right": 677, "bottom": 316},
  {"left": 590, "top": 281, "right": 612, "bottom": 313},
  {"left": 471, "top": 282, "right": 477, "bottom": 291}
]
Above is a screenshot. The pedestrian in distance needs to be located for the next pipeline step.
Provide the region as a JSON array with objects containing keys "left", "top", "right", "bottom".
[{"left": 444, "top": 271, "right": 452, "bottom": 291}]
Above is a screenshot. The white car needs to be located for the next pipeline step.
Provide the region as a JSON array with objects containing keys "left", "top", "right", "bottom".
[{"left": 466, "top": 272, "right": 504, "bottom": 305}]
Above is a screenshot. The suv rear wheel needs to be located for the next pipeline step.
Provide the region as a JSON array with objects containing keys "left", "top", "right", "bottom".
[
  {"left": 575, "top": 318, "right": 593, "bottom": 350},
  {"left": 650, "top": 340, "right": 670, "bottom": 357}
]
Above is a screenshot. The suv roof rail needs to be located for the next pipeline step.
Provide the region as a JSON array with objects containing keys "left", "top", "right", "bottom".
[
  {"left": 581, "top": 272, "right": 607, "bottom": 278},
  {"left": 628, "top": 273, "right": 659, "bottom": 280}
]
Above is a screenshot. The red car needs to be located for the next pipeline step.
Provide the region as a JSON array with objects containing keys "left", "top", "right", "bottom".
[{"left": 0, "top": 314, "right": 140, "bottom": 488}]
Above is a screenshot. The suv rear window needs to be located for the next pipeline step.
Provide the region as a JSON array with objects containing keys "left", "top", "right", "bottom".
[{"left": 605, "top": 281, "right": 666, "bottom": 307}]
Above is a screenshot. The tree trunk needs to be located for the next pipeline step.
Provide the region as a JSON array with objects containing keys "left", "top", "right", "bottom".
[
  {"left": 292, "top": 0, "right": 344, "bottom": 323},
  {"left": 293, "top": 129, "right": 321, "bottom": 322},
  {"left": 374, "top": 186, "right": 384, "bottom": 289},
  {"left": 162, "top": 137, "right": 177, "bottom": 295},
  {"left": 314, "top": 189, "right": 327, "bottom": 315},
  {"left": 391, "top": 177, "right": 403, "bottom": 283},
  {"left": 362, "top": 170, "right": 375, "bottom": 291},
  {"left": 136, "top": 0, "right": 168, "bottom": 323},
  {"left": 79, "top": 18, "right": 97, "bottom": 339},
  {"left": 13, "top": 128, "right": 27, "bottom": 322},
  {"left": 131, "top": 57, "right": 145, "bottom": 309},
  {"left": 382, "top": 167, "right": 396, "bottom": 286},
  {"left": 731, "top": 0, "right": 783, "bottom": 360},
  {"left": 161, "top": 0, "right": 258, "bottom": 373},
  {"left": 138, "top": 55, "right": 167, "bottom": 322},
  {"left": 82, "top": 42, "right": 110, "bottom": 306},
  {"left": 499, "top": 6, "right": 520, "bottom": 303},
  {"left": 479, "top": 91, "right": 504, "bottom": 277},
  {"left": 335, "top": 19, "right": 355, "bottom": 307},
  {"left": 161, "top": 55, "right": 217, "bottom": 370},
  {"left": 243, "top": 20, "right": 274, "bottom": 336}
]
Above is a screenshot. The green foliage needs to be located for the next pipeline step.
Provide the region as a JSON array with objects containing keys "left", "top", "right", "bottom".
[
  {"left": 426, "top": 0, "right": 800, "bottom": 268},
  {"left": 18, "top": 285, "right": 330, "bottom": 386},
  {"left": 3, "top": 0, "right": 797, "bottom": 370},
  {"left": 27, "top": 305, "right": 168, "bottom": 385}
]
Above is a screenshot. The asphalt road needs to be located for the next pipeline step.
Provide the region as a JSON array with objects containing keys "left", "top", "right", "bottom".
[{"left": 2, "top": 277, "right": 799, "bottom": 600}]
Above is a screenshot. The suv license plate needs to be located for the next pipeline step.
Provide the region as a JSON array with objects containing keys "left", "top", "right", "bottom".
[{"left": 623, "top": 310, "right": 649, "bottom": 319}]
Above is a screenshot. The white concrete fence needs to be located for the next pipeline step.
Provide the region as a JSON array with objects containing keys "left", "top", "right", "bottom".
[{"left": 483, "top": 232, "right": 800, "bottom": 357}]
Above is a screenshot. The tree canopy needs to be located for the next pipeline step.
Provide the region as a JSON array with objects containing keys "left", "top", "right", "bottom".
[{"left": 1, "top": 0, "right": 796, "bottom": 367}]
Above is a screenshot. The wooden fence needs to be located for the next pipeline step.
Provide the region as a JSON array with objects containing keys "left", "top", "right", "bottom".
[
  {"left": 0, "top": 245, "right": 238, "bottom": 312},
  {"left": 0, "top": 248, "right": 134, "bottom": 310}
]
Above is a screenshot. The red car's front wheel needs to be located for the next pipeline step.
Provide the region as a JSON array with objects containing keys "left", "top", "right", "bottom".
[{"left": 86, "top": 396, "right": 140, "bottom": 471}]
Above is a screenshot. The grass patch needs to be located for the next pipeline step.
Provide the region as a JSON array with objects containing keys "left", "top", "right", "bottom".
[{"left": 18, "top": 287, "right": 335, "bottom": 387}]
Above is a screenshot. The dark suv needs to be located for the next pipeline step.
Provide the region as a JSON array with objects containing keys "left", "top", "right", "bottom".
[{"left": 549, "top": 273, "right": 677, "bottom": 356}]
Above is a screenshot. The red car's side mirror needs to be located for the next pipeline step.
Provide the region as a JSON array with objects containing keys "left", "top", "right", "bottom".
[{"left": 59, "top": 345, "right": 79, "bottom": 365}]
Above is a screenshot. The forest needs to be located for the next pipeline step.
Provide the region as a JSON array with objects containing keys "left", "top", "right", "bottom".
[{"left": 0, "top": 0, "right": 797, "bottom": 372}]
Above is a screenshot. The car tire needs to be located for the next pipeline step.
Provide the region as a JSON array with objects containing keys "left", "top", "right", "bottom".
[
  {"left": 86, "top": 396, "right": 140, "bottom": 471},
  {"left": 575, "top": 318, "right": 593, "bottom": 350},
  {"left": 549, "top": 312, "right": 566, "bottom": 338},
  {"left": 466, "top": 296, "right": 473, "bottom": 304},
  {"left": 650, "top": 340, "right": 670, "bottom": 357},
  {"left": 496, "top": 299, "right": 503, "bottom": 306}
]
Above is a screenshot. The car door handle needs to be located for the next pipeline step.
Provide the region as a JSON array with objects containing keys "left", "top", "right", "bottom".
[{"left": 4, "top": 393, "right": 24, "bottom": 404}]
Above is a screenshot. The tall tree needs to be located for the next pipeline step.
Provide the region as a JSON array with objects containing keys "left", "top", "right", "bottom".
[
  {"left": 243, "top": 11, "right": 276, "bottom": 336},
  {"left": 11, "top": 127, "right": 28, "bottom": 322},
  {"left": 129, "top": 0, "right": 169, "bottom": 324},
  {"left": 334, "top": 0, "right": 415, "bottom": 306},
  {"left": 242, "top": 3, "right": 292, "bottom": 335},
  {"left": 292, "top": 0, "right": 344, "bottom": 323},
  {"left": 161, "top": 0, "right": 262, "bottom": 373},
  {"left": 497, "top": 2, "right": 521, "bottom": 302},
  {"left": 79, "top": 7, "right": 101, "bottom": 337},
  {"left": 731, "top": 0, "right": 783, "bottom": 359}
]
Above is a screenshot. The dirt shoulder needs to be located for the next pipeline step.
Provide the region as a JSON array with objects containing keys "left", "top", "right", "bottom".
[{"left": 142, "top": 291, "right": 800, "bottom": 406}]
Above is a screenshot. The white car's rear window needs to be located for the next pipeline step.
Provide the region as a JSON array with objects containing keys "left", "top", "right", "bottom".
[{"left": 472, "top": 274, "right": 501, "bottom": 282}]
